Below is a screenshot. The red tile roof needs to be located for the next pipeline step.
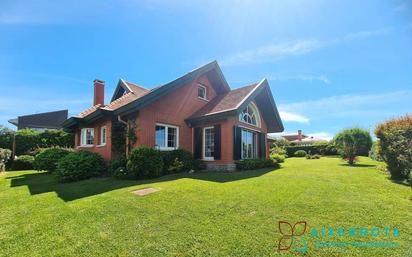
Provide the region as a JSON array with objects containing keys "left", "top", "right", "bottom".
[
  {"left": 78, "top": 104, "right": 102, "bottom": 118},
  {"left": 124, "top": 81, "right": 149, "bottom": 96},
  {"left": 190, "top": 83, "right": 258, "bottom": 118},
  {"left": 77, "top": 81, "right": 149, "bottom": 118}
]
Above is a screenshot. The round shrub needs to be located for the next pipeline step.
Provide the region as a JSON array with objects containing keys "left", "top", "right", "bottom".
[
  {"left": 162, "top": 149, "right": 196, "bottom": 174},
  {"left": 34, "top": 148, "right": 71, "bottom": 173},
  {"left": 270, "top": 153, "right": 285, "bottom": 163},
  {"left": 10, "top": 155, "right": 35, "bottom": 170},
  {"left": 56, "top": 151, "right": 106, "bottom": 182},
  {"left": 294, "top": 150, "right": 307, "bottom": 157},
  {"left": 127, "top": 146, "right": 163, "bottom": 179}
]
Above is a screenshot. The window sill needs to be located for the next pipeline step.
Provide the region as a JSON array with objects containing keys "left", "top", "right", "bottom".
[
  {"left": 197, "top": 97, "right": 209, "bottom": 102},
  {"left": 202, "top": 158, "right": 214, "bottom": 161},
  {"left": 78, "top": 145, "right": 94, "bottom": 148},
  {"left": 96, "top": 144, "right": 106, "bottom": 148},
  {"left": 157, "top": 147, "right": 178, "bottom": 151}
]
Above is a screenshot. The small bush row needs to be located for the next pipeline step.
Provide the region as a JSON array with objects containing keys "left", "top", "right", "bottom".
[
  {"left": 236, "top": 158, "right": 278, "bottom": 170},
  {"left": 285, "top": 144, "right": 337, "bottom": 157}
]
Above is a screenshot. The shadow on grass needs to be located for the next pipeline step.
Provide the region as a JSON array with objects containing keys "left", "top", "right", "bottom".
[
  {"left": 387, "top": 177, "right": 411, "bottom": 188},
  {"left": 339, "top": 163, "right": 377, "bottom": 167},
  {"left": 7, "top": 167, "right": 278, "bottom": 202}
]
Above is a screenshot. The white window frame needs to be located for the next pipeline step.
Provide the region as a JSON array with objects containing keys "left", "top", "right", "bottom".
[
  {"left": 99, "top": 126, "right": 107, "bottom": 146},
  {"left": 80, "top": 128, "right": 94, "bottom": 147},
  {"left": 241, "top": 129, "right": 257, "bottom": 159},
  {"left": 155, "top": 123, "right": 179, "bottom": 151},
  {"left": 203, "top": 126, "right": 214, "bottom": 161},
  {"left": 197, "top": 84, "right": 207, "bottom": 100},
  {"left": 239, "top": 102, "right": 261, "bottom": 128}
]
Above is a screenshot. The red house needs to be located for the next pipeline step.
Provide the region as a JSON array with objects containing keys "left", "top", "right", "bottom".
[{"left": 63, "top": 61, "right": 284, "bottom": 170}]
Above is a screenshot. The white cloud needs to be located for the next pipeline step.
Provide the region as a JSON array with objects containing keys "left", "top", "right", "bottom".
[
  {"left": 221, "top": 40, "right": 323, "bottom": 66},
  {"left": 221, "top": 28, "right": 391, "bottom": 66},
  {"left": 279, "top": 90, "right": 412, "bottom": 119},
  {"left": 279, "top": 111, "right": 310, "bottom": 123},
  {"left": 268, "top": 74, "right": 331, "bottom": 85}
]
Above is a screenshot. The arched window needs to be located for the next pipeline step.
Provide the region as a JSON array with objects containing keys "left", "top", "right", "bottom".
[{"left": 239, "top": 102, "right": 261, "bottom": 127}]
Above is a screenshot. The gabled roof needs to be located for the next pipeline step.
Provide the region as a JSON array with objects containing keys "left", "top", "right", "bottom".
[
  {"left": 63, "top": 61, "right": 230, "bottom": 129},
  {"left": 186, "top": 79, "right": 284, "bottom": 133},
  {"left": 113, "top": 60, "right": 230, "bottom": 116},
  {"left": 110, "top": 79, "right": 149, "bottom": 102}
]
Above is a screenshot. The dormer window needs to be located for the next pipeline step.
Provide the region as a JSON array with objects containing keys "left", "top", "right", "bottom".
[
  {"left": 197, "top": 85, "right": 207, "bottom": 100},
  {"left": 239, "top": 102, "right": 261, "bottom": 127}
]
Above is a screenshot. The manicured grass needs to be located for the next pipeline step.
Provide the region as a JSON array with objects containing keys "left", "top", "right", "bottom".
[{"left": 0, "top": 157, "right": 410, "bottom": 256}]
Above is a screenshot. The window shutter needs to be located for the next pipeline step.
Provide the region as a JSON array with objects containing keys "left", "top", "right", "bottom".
[
  {"left": 213, "top": 124, "right": 221, "bottom": 160},
  {"left": 233, "top": 125, "right": 242, "bottom": 160},
  {"left": 194, "top": 127, "right": 202, "bottom": 159},
  {"left": 258, "top": 133, "right": 267, "bottom": 159}
]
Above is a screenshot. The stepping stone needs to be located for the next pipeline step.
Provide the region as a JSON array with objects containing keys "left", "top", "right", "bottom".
[{"left": 132, "top": 188, "right": 159, "bottom": 196}]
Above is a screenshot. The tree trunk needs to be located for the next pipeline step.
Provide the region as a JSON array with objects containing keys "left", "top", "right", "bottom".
[{"left": 348, "top": 156, "right": 355, "bottom": 165}]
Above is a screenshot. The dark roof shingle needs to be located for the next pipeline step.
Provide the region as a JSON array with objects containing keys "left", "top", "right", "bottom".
[{"left": 189, "top": 83, "right": 258, "bottom": 118}]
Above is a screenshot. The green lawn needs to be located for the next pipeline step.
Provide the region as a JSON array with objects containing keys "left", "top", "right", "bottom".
[{"left": 0, "top": 157, "right": 411, "bottom": 256}]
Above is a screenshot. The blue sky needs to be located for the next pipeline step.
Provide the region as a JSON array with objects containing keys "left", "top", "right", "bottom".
[{"left": 0, "top": 0, "right": 411, "bottom": 139}]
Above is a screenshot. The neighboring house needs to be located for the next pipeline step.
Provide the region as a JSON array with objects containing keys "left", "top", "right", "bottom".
[
  {"left": 63, "top": 61, "right": 284, "bottom": 170},
  {"left": 281, "top": 130, "right": 323, "bottom": 145},
  {"left": 8, "top": 110, "right": 68, "bottom": 131}
]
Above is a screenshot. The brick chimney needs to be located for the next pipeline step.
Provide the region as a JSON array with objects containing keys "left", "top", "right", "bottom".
[
  {"left": 93, "top": 79, "right": 105, "bottom": 106},
  {"left": 297, "top": 130, "right": 302, "bottom": 141}
]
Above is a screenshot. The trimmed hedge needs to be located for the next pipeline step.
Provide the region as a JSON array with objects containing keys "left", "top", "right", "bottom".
[
  {"left": 0, "top": 129, "right": 74, "bottom": 156},
  {"left": 236, "top": 159, "right": 278, "bottom": 170},
  {"left": 285, "top": 144, "right": 337, "bottom": 157},
  {"left": 34, "top": 148, "right": 71, "bottom": 173},
  {"left": 10, "top": 155, "right": 35, "bottom": 170},
  {"left": 126, "top": 146, "right": 164, "bottom": 179},
  {"left": 56, "top": 151, "right": 106, "bottom": 182}
]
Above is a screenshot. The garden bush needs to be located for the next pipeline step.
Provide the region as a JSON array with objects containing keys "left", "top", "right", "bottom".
[
  {"left": 161, "top": 149, "right": 196, "bottom": 174},
  {"left": 126, "top": 146, "right": 163, "bottom": 179},
  {"left": 375, "top": 115, "right": 412, "bottom": 179},
  {"left": 236, "top": 158, "right": 278, "bottom": 170},
  {"left": 56, "top": 151, "right": 106, "bottom": 182},
  {"left": 369, "top": 141, "right": 383, "bottom": 161},
  {"left": 108, "top": 155, "right": 127, "bottom": 175},
  {"left": 10, "top": 155, "right": 35, "bottom": 170},
  {"left": 0, "top": 148, "right": 12, "bottom": 171},
  {"left": 270, "top": 153, "right": 285, "bottom": 163},
  {"left": 34, "top": 148, "right": 71, "bottom": 172},
  {"left": 294, "top": 150, "right": 307, "bottom": 157}
]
